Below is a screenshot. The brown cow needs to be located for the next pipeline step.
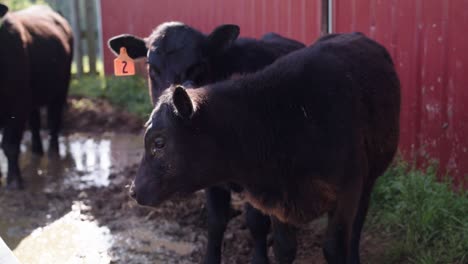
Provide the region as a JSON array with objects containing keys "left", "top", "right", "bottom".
[{"left": 0, "top": 4, "right": 73, "bottom": 189}]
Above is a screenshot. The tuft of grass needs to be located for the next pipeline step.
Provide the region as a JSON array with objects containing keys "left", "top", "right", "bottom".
[
  {"left": 69, "top": 75, "right": 152, "bottom": 119},
  {"left": 368, "top": 160, "right": 468, "bottom": 264},
  {"left": 105, "top": 76, "right": 152, "bottom": 119},
  {"left": 1, "top": 0, "right": 48, "bottom": 11},
  {"left": 71, "top": 56, "right": 105, "bottom": 77},
  {"left": 69, "top": 75, "right": 106, "bottom": 98}
]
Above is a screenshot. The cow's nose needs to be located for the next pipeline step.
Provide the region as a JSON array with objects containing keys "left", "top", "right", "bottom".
[
  {"left": 182, "top": 80, "right": 195, "bottom": 88},
  {"left": 128, "top": 181, "right": 136, "bottom": 199}
]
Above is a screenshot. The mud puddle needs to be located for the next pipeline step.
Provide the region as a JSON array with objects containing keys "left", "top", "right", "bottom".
[
  {"left": 0, "top": 132, "right": 143, "bottom": 191},
  {"left": 0, "top": 132, "right": 144, "bottom": 263},
  {"left": 13, "top": 201, "right": 112, "bottom": 264},
  {"left": 0, "top": 132, "right": 220, "bottom": 264}
]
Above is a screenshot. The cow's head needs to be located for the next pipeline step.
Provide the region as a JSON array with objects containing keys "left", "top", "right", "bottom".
[
  {"left": 108, "top": 22, "right": 239, "bottom": 104},
  {"left": 130, "top": 85, "right": 225, "bottom": 206},
  {"left": 0, "top": 4, "right": 8, "bottom": 19}
]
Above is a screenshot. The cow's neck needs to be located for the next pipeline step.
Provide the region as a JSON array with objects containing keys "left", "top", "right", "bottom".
[
  {"left": 210, "top": 39, "right": 274, "bottom": 80},
  {"left": 197, "top": 81, "right": 255, "bottom": 179},
  {"left": 200, "top": 80, "right": 291, "bottom": 204},
  {"left": 199, "top": 79, "right": 338, "bottom": 225}
]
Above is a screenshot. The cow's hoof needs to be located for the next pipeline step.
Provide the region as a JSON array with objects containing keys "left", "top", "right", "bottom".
[
  {"left": 31, "top": 143, "right": 44, "bottom": 156},
  {"left": 251, "top": 255, "right": 269, "bottom": 264},
  {"left": 48, "top": 149, "right": 60, "bottom": 159},
  {"left": 6, "top": 180, "right": 24, "bottom": 190},
  {"left": 203, "top": 257, "right": 221, "bottom": 264},
  {"left": 230, "top": 207, "right": 242, "bottom": 219},
  {"left": 49, "top": 140, "right": 59, "bottom": 155}
]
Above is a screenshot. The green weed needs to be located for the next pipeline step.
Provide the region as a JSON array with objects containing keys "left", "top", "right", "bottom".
[
  {"left": 69, "top": 75, "right": 152, "bottom": 119},
  {"left": 368, "top": 161, "right": 468, "bottom": 264},
  {"left": 0, "top": 0, "right": 47, "bottom": 11}
]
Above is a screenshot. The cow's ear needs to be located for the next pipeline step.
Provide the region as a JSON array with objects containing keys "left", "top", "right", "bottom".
[
  {"left": 207, "top": 24, "right": 240, "bottom": 53},
  {"left": 108, "top": 34, "right": 147, "bottom": 59},
  {"left": 0, "top": 4, "right": 8, "bottom": 18},
  {"left": 173, "top": 86, "right": 194, "bottom": 119}
]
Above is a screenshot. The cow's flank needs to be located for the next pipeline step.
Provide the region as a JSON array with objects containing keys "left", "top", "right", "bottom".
[{"left": 135, "top": 32, "right": 400, "bottom": 263}]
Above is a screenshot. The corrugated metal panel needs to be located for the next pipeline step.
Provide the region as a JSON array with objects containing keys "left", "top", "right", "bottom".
[
  {"left": 100, "top": 0, "right": 468, "bottom": 186},
  {"left": 101, "top": 0, "right": 322, "bottom": 75},
  {"left": 333, "top": 0, "right": 468, "bottom": 187}
]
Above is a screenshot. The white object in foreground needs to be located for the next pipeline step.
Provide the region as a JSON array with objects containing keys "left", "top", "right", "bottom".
[{"left": 0, "top": 236, "right": 21, "bottom": 264}]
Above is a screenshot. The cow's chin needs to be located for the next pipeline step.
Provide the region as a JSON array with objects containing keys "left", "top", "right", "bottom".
[
  {"left": 132, "top": 186, "right": 175, "bottom": 208},
  {"left": 133, "top": 180, "right": 198, "bottom": 207},
  {"left": 131, "top": 173, "right": 209, "bottom": 207},
  {"left": 137, "top": 189, "right": 200, "bottom": 208}
]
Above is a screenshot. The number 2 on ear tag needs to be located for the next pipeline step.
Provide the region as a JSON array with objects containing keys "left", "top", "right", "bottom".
[{"left": 114, "top": 47, "right": 135, "bottom": 76}]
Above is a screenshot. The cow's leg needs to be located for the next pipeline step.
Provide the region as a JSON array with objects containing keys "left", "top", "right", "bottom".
[
  {"left": 323, "top": 196, "right": 360, "bottom": 264},
  {"left": 245, "top": 203, "right": 270, "bottom": 264},
  {"left": 2, "top": 119, "right": 26, "bottom": 189},
  {"left": 204, "top": 186, "right": 231, "bottom": 264},
  {"left": 47, "top": 97, "right": 65, "bottom": 156},
  {"left": 0, "top": 129, "right": 2, "bottom": 186},
  {"left": 271, "top": 216, "right": 297, "bottom": 264},
  {"left": 323, "top": 171, "right": 364, "bottom": 264},
  {"left": 29, "top": 108, "right": 44, "bottom": 155},
  {"left": 349, "top": 180, "right": 376, "bottom": 263}
]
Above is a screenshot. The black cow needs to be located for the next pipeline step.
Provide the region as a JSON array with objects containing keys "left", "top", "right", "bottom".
[
  {"left": 132, "top": 32, "right": 401, "bottom": 264},
  {"left": 109, "top": 22, "right": 305, "bottom": 264},
  {"left": 108, "top": 22, "right": 305, "bottom": 104},
  {"left": 0, "top": 4, "right": 73, "bottom": 189}
]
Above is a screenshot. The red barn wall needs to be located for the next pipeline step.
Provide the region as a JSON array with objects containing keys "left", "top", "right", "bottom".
[
  {"left": 334, "top": 0, "right": 468, "bottom": 186},
  {"left": 101, "top": 0, "right": 323, "bottom": 75},
  {"left": 100, "top": 0, "right": 468, "bottom": 186}
]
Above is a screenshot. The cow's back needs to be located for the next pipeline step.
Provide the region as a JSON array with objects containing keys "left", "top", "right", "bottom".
[
  {"left": 15, "top": 5, "right": 73, "bottom": 106},
  {"left": 315, "top": 33, "right": 400, "bottom": 180},
  {"left": 0, "top": 12, "right": 31, "bottom": 123},
  {"left": 212, "top": 36, "right": 305, "bottom": 81},
  {"left": 260, "top": 32, "right": 306, "bottom": 57},
  {"left": 233, "top": 33, "right": 400, "bottom": 186}
]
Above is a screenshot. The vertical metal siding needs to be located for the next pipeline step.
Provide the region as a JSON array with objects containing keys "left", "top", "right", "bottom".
[
  {"left": 333, "top": 0, "right": 468, "bottom": 187},
  {"left": 101, "top": 0, "right": 322, "bottom": 75},
  {"left": 100, "top": 0, "right": 468, "bottom": 187}
]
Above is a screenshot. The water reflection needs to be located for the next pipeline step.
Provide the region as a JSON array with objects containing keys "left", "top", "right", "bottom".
[
  {"left": 0, "top": 132, "right": 146, "bottom": 263},
  {"left": 13, "top": 201, "right": 113, "bottom": 264},
  {"left": 0, "top": 132, "right": 143, "bottom": 192}
]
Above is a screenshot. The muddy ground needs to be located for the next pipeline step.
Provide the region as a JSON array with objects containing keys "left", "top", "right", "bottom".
[{"left": 0, "top": 97, "right": 395, "bottom": 264}]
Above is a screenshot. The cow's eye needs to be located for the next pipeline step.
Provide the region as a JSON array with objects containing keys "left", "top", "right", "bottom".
[
  {"left": 154, "top": 137, "right": 165, "bottom": 149},
  {"left": 151, "top": 137, "right": 165, "bottom": 156}
]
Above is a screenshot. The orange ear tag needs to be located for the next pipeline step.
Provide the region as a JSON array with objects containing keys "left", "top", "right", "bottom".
[{"left": 114, "top": 47, "right": 135, "bottom": 76}]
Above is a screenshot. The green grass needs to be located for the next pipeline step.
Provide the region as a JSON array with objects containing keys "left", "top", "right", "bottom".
[
  {"left": 368, "top": 160, "right": 468, "bottom": 264},
  {"left": 1, "top": 0, "right": 47, "bottom": 11},
  {"left": 69, "top": 75, "right": 152, "bottom": 120},
  {"left": 71, "top": 56, "right": 105, "bottom": 77}
]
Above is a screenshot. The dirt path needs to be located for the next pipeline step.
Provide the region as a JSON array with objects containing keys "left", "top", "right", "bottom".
[{"left": 0, "top": 97, "right": 397, "bottom": 264}]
